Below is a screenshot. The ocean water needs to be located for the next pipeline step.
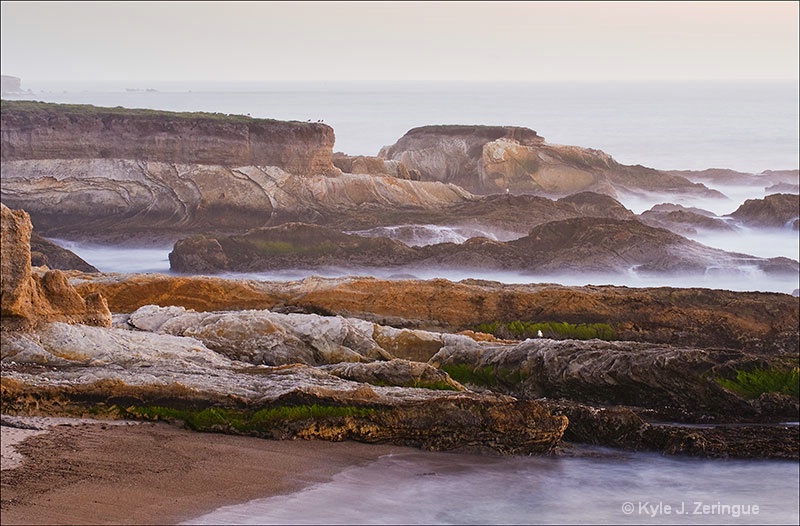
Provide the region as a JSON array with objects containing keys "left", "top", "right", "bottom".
[
  {"left": 6, "top": 81, "right": 800, "bottom": 524},
  {"left": 182, "top": 448, "right": 800, "bottom": 525}
]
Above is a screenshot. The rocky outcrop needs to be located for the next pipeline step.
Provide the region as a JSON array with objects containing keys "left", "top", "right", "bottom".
[
  {"left": 72, "top": 274, "right": 799, "bottom": 354},
  {"left": 669, "top": 168, "right": 799, "bottom": 189},
  {"left": 728, "top": 193, "right": 799, "bottom": 229},
  {"left": 0, "top": 321, "right": 567, "bottom": 455},
  {"left": 167, "top": 218, "right": 799, "bottom": 277},
  {"left": 1, "top": 203, "right": 110, "bottom": 331},
  {"left": 0, "top": 160, "right": 471, "bottom": 240},
  {"left": 1, "top": 100, "right": 338, "bottom": 176},
  {"left": 29, "top": 231, "right": 99, "bottom": 272},
  {"left": 379, "top": 125, "right": 721, "bottom": 198},
  {"left": 638, "top": 204, "right": 735, "bottom": 236}
]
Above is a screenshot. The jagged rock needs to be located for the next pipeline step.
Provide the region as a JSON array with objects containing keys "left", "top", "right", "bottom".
[
  {"left": 167, "top": 218, "right": 799, "bottom": 277},
  {"left": 728, "top": 193, "right": 799, "bottom": 229},
  {"left": 72, "top": 274, "right": 800, "bottom": 353},
  {"left": 428, "top": 337, "right": 772, "bottom": 422},
  {"left": 542, "top": 399, "right": 799, "bottom": 459},
  {"left": 638, "top": 204, "right": 735, "bottom": 235},
  {"left": 0, "top": 321, "right": 567, "bottom": 455},
  {"left": 379, "top": 125, "right": 721, "bottom": 198},
  {"left": 1, "top": 203, "right": 111, "bottom": 330},
  {"left": 669, "top": 168, "right": 799, "bottom": 188}
]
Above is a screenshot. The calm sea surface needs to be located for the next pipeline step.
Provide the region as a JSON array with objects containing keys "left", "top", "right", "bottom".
[{"left": 5, "top": 81, "right": 799, "bottom": 524}]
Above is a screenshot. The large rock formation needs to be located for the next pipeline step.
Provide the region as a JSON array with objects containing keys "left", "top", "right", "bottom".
[
  {"left": 728, "top": 193, "right": 799, "bottom": 229},
  {"left": 1, "top": 203, "right": 111, "bottom": 330},
  {"left": 167, "top": 219, "right": 799, "bottom": 277},
  {"left": 1, "top": 100, "right": 338, "bottom": 176},
  {"left": 379, "top": 125, "right": 721, "bottom": 198}
]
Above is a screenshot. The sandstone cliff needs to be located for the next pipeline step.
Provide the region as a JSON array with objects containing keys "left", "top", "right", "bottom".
[
  {"left": 1, "top": 100, "right": 338, "bottom": 176},
  {"left": 379, "top": 125, "right": 722, "bottom": 198},
  {"left": 0, "top": 203, "right": 110, "bottom": 330}
]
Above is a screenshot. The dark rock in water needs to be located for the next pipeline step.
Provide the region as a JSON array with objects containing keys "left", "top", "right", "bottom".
[
  {"left": 379, "top": 124, "right": 720, "bottom": 198},
  {"left": 728, "top": 193, "right": 800, "bottom": 229},
  {"left": 29, "top": 232, "right": 99, "bottom": 272},
  {"left": 638, "top": 204, "right": 735, "bottom": 236},
  {"left": 167, "top": 218, "right": 798, "bottom": 277}
]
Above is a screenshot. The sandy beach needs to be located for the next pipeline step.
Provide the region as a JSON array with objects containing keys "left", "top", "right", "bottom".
[{"left": 0, "top": 416, "right": 412, "bottom": 525}]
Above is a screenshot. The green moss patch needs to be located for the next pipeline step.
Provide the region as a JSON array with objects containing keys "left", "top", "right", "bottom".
[
  {"left": 717, "top": 367, "right": 800, "bottom": 399},
  {"left": 123, "top": 404, "right": 376, "bottom": 433}
]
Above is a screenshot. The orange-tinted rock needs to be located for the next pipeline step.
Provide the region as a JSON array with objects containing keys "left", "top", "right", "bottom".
[{"left": 1, "top": 204, "right": 111, "bottom": 330}]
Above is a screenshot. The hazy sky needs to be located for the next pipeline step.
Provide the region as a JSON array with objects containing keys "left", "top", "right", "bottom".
[{"left": 2, "top": 1, "right": 798, "bottom": 83}]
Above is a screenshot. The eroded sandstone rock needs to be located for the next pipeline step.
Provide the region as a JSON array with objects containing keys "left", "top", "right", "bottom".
[
  {"left": 71, "top": 274, "right": 799, "bottom": 353},
  {"left": 1, "top": 204, "right": 111, "bottom": 330},
  {"left": 379, "top": 125, "right": 721, "bottom": 198}
]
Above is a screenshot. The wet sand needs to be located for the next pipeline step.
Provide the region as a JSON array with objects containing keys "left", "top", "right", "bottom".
[{"left": 0, "top": 418, "right": 412, "bottom": 525}]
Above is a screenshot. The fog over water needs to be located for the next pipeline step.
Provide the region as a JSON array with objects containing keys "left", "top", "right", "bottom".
[{"left": 184, "top": 447, "right": 799, "bottom": 525}]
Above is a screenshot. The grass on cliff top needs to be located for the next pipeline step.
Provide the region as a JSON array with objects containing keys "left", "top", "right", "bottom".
[
  {"left": 717, "top": 367, "right": 800, "bottom": 399},
  {"left": 475, "top": 320, "right": 617, "bottom": 341},
  {"left": 0, "top": 99, "right": 296, "bottom": 125},
  {"left": 123, "top": 404, "right": 375, "bottom": 433}
]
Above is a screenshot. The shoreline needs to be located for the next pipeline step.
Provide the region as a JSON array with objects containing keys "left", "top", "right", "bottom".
[{"left": 0, "top": 417, "right": 413, "bottom": 525}]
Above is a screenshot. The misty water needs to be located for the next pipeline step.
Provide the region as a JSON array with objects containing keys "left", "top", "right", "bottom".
[
  {"left": 12, "top": 81, "right": 799, "bottom": 524},
  {"left": 182, "top": 448, "right": 799, "bottom": 525}
]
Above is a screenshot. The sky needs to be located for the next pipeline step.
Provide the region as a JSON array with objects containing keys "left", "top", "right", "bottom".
[{"left": 1, "top": 1, "right": 798, "bottom": 83}]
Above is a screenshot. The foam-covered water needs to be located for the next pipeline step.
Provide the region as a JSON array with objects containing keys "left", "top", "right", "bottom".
[{"left": 183, "top": 448, "right": 799, "bottom": 525}]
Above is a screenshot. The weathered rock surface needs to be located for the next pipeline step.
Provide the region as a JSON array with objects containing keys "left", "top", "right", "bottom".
[
  {"left": 332, "top": 153, "right": 420, "bottom": 180},
  {"left": 1, "top": 203, "right": 110, "bottom": 330},
  {"left": 1, "top": 100, "right": 337, "bottom": 176},
  {"left": 379, "top": 125, "right": 721, "bottom": 198},
  {"left": 669, "top": 168, "right": 799, "bottom": 189},
  {"left": 428, "top": 338, "right": 773, "bottom": 422},
  {"left": 0, "top": 321, "right": 567, "bottom": 454},
  {"left": 167, "top": 218, "right": 799, "bottom": 277},
  {"left": 0, "top": 160, "right": 471, "bottom": 240},
  {"left": 727, "top": 193, "right": 799, "bottom": 229},
  {"left": 71, "top": 274, "right": 799, "bottom": 354}
]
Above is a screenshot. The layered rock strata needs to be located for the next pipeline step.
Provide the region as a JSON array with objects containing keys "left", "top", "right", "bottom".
[
  {"left": 1, "top": 100, "right": 337, "bottom": 176},
  {"left": 71, "top": 274, "right": 799, "bottom": 354},
  {"left": 379, "top": 125, "right": 721, "bottom": 198}
]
